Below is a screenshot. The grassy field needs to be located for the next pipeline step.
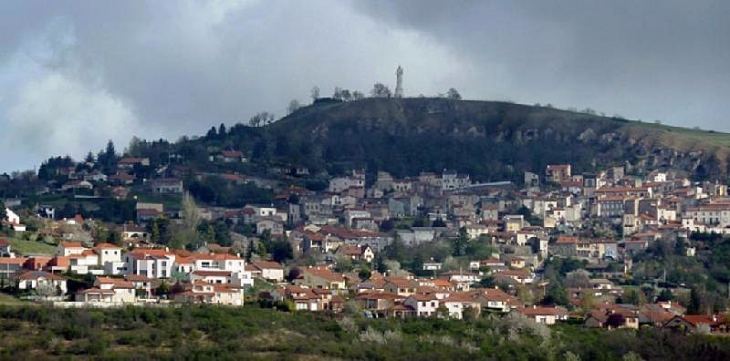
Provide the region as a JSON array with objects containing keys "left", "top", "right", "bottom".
[
  {"left": 0, "top": 292, "right": 28, "bottom": 306},
  {"left": 7, "top": 237, "right": 57, "bottom": 255}
]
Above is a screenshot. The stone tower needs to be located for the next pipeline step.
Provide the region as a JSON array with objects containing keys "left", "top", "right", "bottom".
[{"left": 394, "top": 65, "right": 404, "bottom": 98}]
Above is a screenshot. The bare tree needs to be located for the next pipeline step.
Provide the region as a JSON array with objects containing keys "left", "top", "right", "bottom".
[
  {"left": 310, "top": 86, "right": 320, "bottom": 101},
  {"left": 287, "top": 99, "right": 301, "bottom": 114},
  {"left": 248, "top": 111, "right": 275, "bottom": 127},
  {"left": 370, "top": 83, "right": 392, "bottom": 98},
  {"left": 352, "top": 91, "right": 365, "bottom": 100},
  {"left": 182, "top": 191, "right": 201, "bottom": 234}
]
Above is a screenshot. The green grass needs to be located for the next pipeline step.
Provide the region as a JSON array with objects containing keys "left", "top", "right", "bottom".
[
  {"left": 631, "top": 121, "right": 730, "bottom": 148},
  {"left": 8, "top": 237, "right": 57, "bottom": 255},
  {"left": 0, "top": 292, "right": 28, "bottom": 306}
]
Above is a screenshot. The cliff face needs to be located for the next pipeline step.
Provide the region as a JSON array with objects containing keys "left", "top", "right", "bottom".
[{"left": 263, "top": 98, "right": 730, "bottom": 180}]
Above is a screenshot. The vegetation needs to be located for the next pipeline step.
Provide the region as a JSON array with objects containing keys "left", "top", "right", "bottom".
[
  {"left": 0, "top": 305, "right": 728, "bottom": 360},
  {"left": 6, "top": 237, "right": 56, "bottom": 255}
]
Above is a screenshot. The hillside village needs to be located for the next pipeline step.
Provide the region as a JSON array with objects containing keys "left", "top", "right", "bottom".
[{"left": 2, "top": 147, "right": 730, "bottom": 334}]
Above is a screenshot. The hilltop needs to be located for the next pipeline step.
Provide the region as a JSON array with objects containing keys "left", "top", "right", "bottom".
[{"left": 236, "top": 97, "right": 730, "bottom": 181}]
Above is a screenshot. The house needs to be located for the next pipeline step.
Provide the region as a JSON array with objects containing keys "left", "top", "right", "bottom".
[
  {"left": 0, "top": 258, "right": 27, "bottom": 283},
  {"left": 403, "top": 294, "right": 440, "bottom": 317},
  {"left": 148, "top": 178, "right": 184, "bottom": 194},
  {"left": 251, "top": 261, "right": 285, "bottom": 282},
  {"left": 3, "top": 208, "right": 26, "bottom": 232},
  {"left": 174, "top": 281, "right": 244, "bottom": 306},
  {"left": 82, "top": 276, "right": 137, "bottom": 303},
  {"left": 335, "top": 244, "right": 375, "bottom": 263},
  {"left": 117, "top": 157, "right": 150, "bottom": 169},
  {"left": 515, "top": 306, "right": 568, "bottom": 325},
  {"left": 13, "top": 270, "right": 68, "bottom": 295},
  {"left": 493, "top": 269, "right": 534, "bottom": 284},
  {"left": 0, "top": 238, "right": 14, "bottom": 257},
  {"left": 293, "top": 267, "right": 347, "bottom": 291},
  {"left": 255, "top": 217, "right": 284, "bottom": 235},
  {"left": 472, "top": 288, "right": 521, "bottom": 313},
  {"left": 61, "top": 180, "right": 93, "bottom": 191},
  {"left": 123, "top": 249, "right": 176, "bottom": 278},
  {"left": 216, "top": 150, "right": 246, "bottom": 163},
  {"left": 663, "top": 315, "right": 726, "bottom": 333},
  {"left": 546, "top": 164, "right": 572, "bottom": 183},
  {"left": 356, "top": 292, "right": 403, "bottom": 318},
  {"left": 441, "top": 292, "right": 481, "bottom": 319},
  {"left": 384, "top": 277, "right": 418, "bottom": 297},
  {"left": 94, "top": 243, "right": 125, "bottom": 275},
  {"left": 270, "top": 285, "right": 322, "bottom": 311}
]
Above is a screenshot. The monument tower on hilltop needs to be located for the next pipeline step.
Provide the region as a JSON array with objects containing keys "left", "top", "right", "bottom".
[{"left": 394, "top": 65, "right": 404, "bottom": 98}]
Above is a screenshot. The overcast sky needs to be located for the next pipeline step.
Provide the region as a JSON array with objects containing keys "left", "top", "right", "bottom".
[{"left": 1, "top": 0, "right": 728, "bottom": 173}]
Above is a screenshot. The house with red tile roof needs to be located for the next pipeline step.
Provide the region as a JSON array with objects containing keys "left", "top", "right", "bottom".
[
  {"left": 514, "top": 305, "right": 569, "bottom": 325},
  {"left": 251, "top": 261, "right": 285, "bottom": 282},
  {"left": 13, "top": 270, "right": 67, "bottom": 295}
]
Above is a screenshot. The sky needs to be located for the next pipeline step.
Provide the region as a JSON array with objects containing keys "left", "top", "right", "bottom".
[{"left": 1, "top": 0, "right": 728, "bottom": 173}]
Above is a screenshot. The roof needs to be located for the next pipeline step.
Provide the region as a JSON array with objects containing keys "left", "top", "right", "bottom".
[
  {"left": 519, "top": 306, "right": 568, "bottom": 317},
  {"left": 94, "top": 243, "right": 121, "bottom": 249},
  {"left": 59, "top": 241, "right": 84, "bottom": 248},
  {"left": 385, "top": 277, "right": 416, "bottom": 288},
  {"left": 192, "top": 270, "right": 232, "bottom": 277},
  {"left": 77, "top": 287, "right": 116, "bottom": 295},
  {"left": 407, "top": 293, "right": 439, "bottom": 302},
  {"left": 14, "top": 270, "right": 66, "bottom": 281},
  {"left": 96, "top": 276, "right": 135, "bottom": 289},
  {"left": 252, "top": 261, "right": 283, "bottom": 270}
]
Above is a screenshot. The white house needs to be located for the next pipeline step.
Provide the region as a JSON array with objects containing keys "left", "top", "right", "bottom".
[
  {"left": 124, "top": 249, "right": 176, "bottom": 278},
  {"left": 251, "top": 261, "right": 285, "bottom": 282},
  {"left": 3, "top": 208, "right": 26, "bottom": 232},
  {"left": 13, "top": 270, "right": 68, "bottom": 295},
  {"left": 94, "top": 243, "right": 125, "bottom": 275},
  {"left": 442, "top": 292, "right": 481, "bottom": 319},
  {"left": 404, "top": 294, "right": 440, "bottom": 317}
]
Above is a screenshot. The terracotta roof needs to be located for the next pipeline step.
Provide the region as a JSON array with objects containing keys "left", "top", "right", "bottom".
[
  {"left": 96, "top": 276, "right": 135, "bottom": 289},
  {"left": 14, "top": 270, "right": 65, "bottom": 281},
  {"left": 520, "top": 306, "right": 568, "bottom": 316},
  {"left": 60, "top": 241, "right": 84, "bottom": 248},
  {"left": 77, "top": 287, "right": 116, "bottom": 295},
  {"left": 192, "top": 270, "right": 232, "bottom": 277},
  {"left": 94, "top": 243, "right": 121, "bottom": 249},
  {"left": 252, "top": 261, "right": 283, "bottom": 270}
]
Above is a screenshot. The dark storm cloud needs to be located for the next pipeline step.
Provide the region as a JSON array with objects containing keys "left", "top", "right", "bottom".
[
  {"left": 354, "top": 1, "right": 730, "bottom": 129},
  {"left": 0, "top": 0, "right": 728, "bottom": 172}
]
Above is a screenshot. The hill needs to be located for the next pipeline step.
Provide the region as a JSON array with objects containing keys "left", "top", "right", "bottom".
[{"left": 246, "top": 98, "right": 730, "bottom": 181}]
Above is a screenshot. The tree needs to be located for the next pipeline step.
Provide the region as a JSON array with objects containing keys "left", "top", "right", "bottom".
[
  {"left": 287, "top": 99, "right": 301, "bottom": 114},
  {"left": 624, "top": 289, "right": 643, "bottom": 306},
  {"left": 358, "top": 268, "right": 372, "bottom": 281},
  {"left": 248, "top": 112, "right": 275, "bottom": 127},
  {"left": 352, "top": 91, "right": 365, "bottom": 100},
  {"left": 310, "top": 86, "right": 320, "bottom": 101},
  {"left": 84, "top": 151, "right": 95, "bottom": 163},
  {"left": 581, "top": 292, "right": 595, "bottom": 311},
  {"left": 452, "top": 227, "right": 468, "bottom": 256},
  {"left": 446, "top": 88, "right": 462, "bottom": 100},
  {"left": 370, "top": 83, "right": 392, "bottom": 98},
  {"left": 688, "top": 287, "right": 703, "bottom": 314},
  {"left": 0, "top": 198, "right": 6, "bottom": 223},
  {"left": 542, "top": 283, "right": 569, "bottom": 307},
  {"left": 657, "top": 289, "right": 674, "bottom": 302}
]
